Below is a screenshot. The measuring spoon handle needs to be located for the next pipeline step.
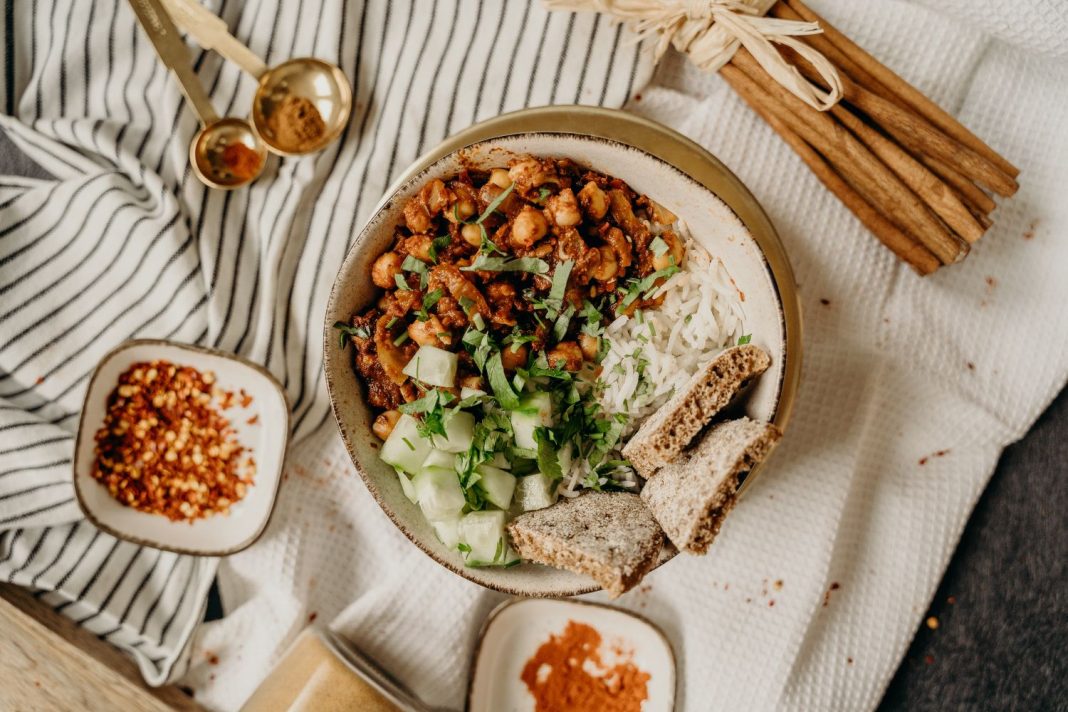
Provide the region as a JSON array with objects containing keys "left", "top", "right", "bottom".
[
  {"left": 126, "top": 0, "right": 219, "bottom": 126},
  {"left": 160, "top": 0, "right": 269, "bottom": 79}
]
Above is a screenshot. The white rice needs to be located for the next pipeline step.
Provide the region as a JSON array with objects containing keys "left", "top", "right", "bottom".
[
  {"left": 559, "top": 222, "right": 746, "bottom": 497},
  {"left": 599, "top": 222, "right": 745, "bottom": 433}
]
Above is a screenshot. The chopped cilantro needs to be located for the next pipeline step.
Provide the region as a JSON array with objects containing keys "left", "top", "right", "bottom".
[
  {"left": 461, "top": 255, "right": 549, "bottom": 274},
  {"left": 333, "top": 321, "right": 369, "bottom": 348},
  {"left": 737, "top": 333, "right": 752, "bottom": 345}
]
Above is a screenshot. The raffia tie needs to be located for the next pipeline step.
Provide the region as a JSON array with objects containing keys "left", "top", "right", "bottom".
[{"left": 545, "top": 0, "right": 842, "bottom": 111}]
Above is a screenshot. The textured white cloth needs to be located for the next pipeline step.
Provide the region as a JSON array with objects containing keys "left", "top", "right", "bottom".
[
  {"left": 180, "top": 2, "right": 1068, "bottom": 711},
  {"left": 2, "top": 0, "right": 1066, "bottom": 710}
]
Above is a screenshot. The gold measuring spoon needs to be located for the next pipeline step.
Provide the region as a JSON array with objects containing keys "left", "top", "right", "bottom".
[
  {"left": 127, "top": 0, "right": 267, "bottom": 189},
  {"left": 161, "top": 0, "right": 352, "bottom": 156}
]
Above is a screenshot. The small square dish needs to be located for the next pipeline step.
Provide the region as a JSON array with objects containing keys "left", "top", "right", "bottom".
[
  {"left": 468, "top": 598, "right": 676, "bottom": 712},
  {"left": 73, "top": 339, "right": 289, "bottom": 556}
]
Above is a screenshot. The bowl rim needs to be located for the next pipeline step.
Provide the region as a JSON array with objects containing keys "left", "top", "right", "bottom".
[
  {"left": 324, "top": 105, "right": 802, "bottom": 596},
  {"left": 72, "top": 338, "right": 291, "bottom": 557},
  {"left": 465, "top": 597, "right": 678, "bottom": 712}
]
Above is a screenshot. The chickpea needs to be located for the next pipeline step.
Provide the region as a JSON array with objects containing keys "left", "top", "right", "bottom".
[
  {"left": 407, "top": 315, "right": 451, "bottom": 347},
  {"left": 489, "top": 168, "right": 511, "bottom": 188},
  {"left": 372, "top": 252, "right": 404, "bottom": 289},
  {"left": 510, "top": 205, "right": 548, "bottom": 249},
  {"left": 426, "top": 179, "right": 452, "bottom": 214},
  {"left": 652, "top": 230, "right": 686, "bottom": 271},
  {"left": 546, "top": 188, "right": 581, "bottom": 228},
  {"left": 401, "top": 234, "right": 433, "bottom": 262},
  {"left": 590, "top": 246, "right": 618, "bottom": 282},
  {"left": 547, "top": 342, "right": 583, "bottom": 372},
  {"left": 577, "top": 181, "right": 608, "bottom": 220},
  {"left": 461, "top": 223, "right": 483, "bottom": 247},
  {"left": 501, "top": 343, "right": 528, "bottom": 371},
  {"left": 507, "top": 158, "right": 556, "bottom": 192},
  {"left": 372, "top": 410, "right": 401, "bottom": 440},
  {"left": 579, "top": 333, "right": 600, "bottom": 361}
]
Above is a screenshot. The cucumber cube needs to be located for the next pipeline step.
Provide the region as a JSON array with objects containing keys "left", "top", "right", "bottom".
[
  {"left": 511, "top": 392, "right": 553, "bottom": 450},
  {"left": 476, "top": 464, "right": 516, "bottom": 509},
  {"left": 431, "top": 411, "right": 475, "bottom": 453},
  {"left": 380, "top": 414, "right": 432, "bottom": 474},
  {"left": 514, "top": 472, "right": 558, "bottom": 512},
  {"left": 402, "top": 345, "right": 458, "bottom": 388},
  {"left": 459, "top": 510, "right": 508, "bottom": 563},
  {"left": 421, "top": 448, "right": 457, "bottom": 471},
  {"left": 432, "top": 518, "right": 461, "bottom": 550},
  {"left": 396, "top": 469, "right": 418, "bottom": 504},
  {"left": 413, "top": 466, "right": 465, "bottom": 521}
]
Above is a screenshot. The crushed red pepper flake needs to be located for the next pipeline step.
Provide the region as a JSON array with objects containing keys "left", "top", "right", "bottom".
[
  {"left": 924, "top": 655, "right": 935, "bottom": 665},
  {"left": 91, "top": 360, "right": 255, "bottom": 522},
  {"left": 308, "top": 612, "right": 318, "bottom": 623},
  {"left": 206, "top": 652, "right": 220, "bottom": 665}
]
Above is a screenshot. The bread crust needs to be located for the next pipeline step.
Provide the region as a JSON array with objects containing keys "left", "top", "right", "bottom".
[
  {"left": 622, "top": 344, "right": 772, "bottom": 478},
  {"left": 641, "top": 417, "right": 782, "bottom": 554},
  {"left": 507, "top": 492, "right": 663, "bottom": 597}
]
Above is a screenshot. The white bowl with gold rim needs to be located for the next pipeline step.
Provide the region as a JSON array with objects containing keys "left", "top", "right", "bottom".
[{"left": 323, "top": 106, "right": 801, "bottom": 597}]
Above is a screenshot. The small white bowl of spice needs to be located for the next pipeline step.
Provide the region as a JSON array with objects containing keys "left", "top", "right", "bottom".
[{"left": 73, "top": 339, "right": 289, "bottom": 556}]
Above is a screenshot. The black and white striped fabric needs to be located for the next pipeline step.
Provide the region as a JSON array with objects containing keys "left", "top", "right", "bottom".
[{"left": 0, "top": 0, "right": 652, "bottom": 682}]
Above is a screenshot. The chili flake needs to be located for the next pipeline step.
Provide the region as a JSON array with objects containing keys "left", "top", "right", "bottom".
[{"left": 91, "top": 360, "right": 255, "bottom": 522}]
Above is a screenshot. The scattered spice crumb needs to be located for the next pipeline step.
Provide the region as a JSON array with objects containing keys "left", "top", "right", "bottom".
[
  {"left": 634, "top": 93, "right": 643, "bottom": 102},
  {"left": 774, "top": 579, "right": 783, "bottom": 591},
  {"left": 919, "top": 449, "right": 950, "bottom": 466},
  {"left": 723, "top": 583, "right": 729, "bottom": 591},
  {"left": 34, "top": 681, "right": 41, "bottom": 688},
  {"left": 746, "top": 597, "right": 752, "bottom": 604},
  {"left": 308, "top": 612, "right": 318, "bottom": 623},
  {"left": 926, "top": 616, "right": 939, "bottom": 630},
  {"left": 820, "top": 298, "right": 831, "bottom": 306},
  {"left": 239, "top": 389, "right": 253, "bottom": 408},
  {"left": 35, "top": 376, "right": 45, "bottom": 385},
  {"left": 206, "top": 652, "right": 220, "bottom": 665},
  {"left": 823, "top": 582, "right": 841, "bottom": 608},
  {"left": 209, "top": 674, "right": 216, "bottom": 682},
  {"left": 847, "top": 657, "right": 854, "bottom": 665},
  {"left": 966, "top": 362, "right": 975, "bottom": 371},
  {"left": 1022, "top": 220, "right": 1037, "bottom": 240},
  {"left": 985, "top": 276, "right": 998, "bottom": 289},
  {"left": 247, "top": 414, "right": 259, "bottom": 425},
  {"left": 768, "top": 600, "right": 776, "bottom": 607},
  {"left": 924, "top": 655, "right": 935, "bottom": 665},
  {"left": 947, "top": 595, "right": 957, "bottom": 605}
]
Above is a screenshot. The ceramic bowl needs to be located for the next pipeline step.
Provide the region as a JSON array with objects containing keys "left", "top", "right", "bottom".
[
  {"left": 73, "top": 339, "right": 289, "bottom": 556},
  {"left": 324, "top": 106, "right": 801, "bottom": 596},
  {"left": 468, "top": 598, "right": 676, "bottom": 712}
]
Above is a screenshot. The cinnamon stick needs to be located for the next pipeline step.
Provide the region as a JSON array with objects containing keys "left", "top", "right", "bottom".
[
  {"left": 919, "top": 154, "right": 997, "bottom": 215},
  {"left": 830, "top": 103, "right": 985, "bottom": 243},
  {"left": 730, "top": 50, "right": 967, "bottom": 264},
  {"left": 784, "top": 0, "right": 1021, "bottom": 180},
  {"left": 784, "top": 47, "right": 1018, "bottom": 198},
  {"left": 721, "top": 65, "right": 940, "bottom": 275}
]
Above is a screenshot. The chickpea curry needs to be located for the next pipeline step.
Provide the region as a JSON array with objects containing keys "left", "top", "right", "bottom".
[{"left": 339, "top": 155, "right": 685, "bottom": 424}]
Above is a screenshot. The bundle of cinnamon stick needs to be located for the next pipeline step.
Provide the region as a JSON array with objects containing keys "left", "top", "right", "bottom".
[{"left": 720, "top": 0, "right": 1019, "bottom": 275}]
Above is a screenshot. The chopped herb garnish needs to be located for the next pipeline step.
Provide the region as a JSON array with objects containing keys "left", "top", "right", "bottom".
[
  {"left": 536, "top": 429, "right": 563, "bottom": 480},
  {"left": 476, "top": 182, "right": 515, "bottom": 224},
  {"left": 620, "top": 264, "right": 681, "bottom": 309},
  {"left": 393, "top": 331, "right": 410, "bottom": 346},
  {"left": 458, "top": 295, "right": 476, "bottom": 314},
  {"left": 650, "top": 236, "right": 669, "bottom": 257},
  {"left": 394, "top": 273, "right": 411, "bottom": 291},
  {"left": 401, "top": 437, "right": 415, "bottom": 451},
  {"left": 486, "top": 351, "right": 520, "bottom": 410},
  {"left": 401, "top": 255, "right": 427, "bottom": 274},
  {"left": 737, "top": 333, "right": 752, "bottom": 345},
  {"left": 544, "top": 260, "right": 574, "bottom": 318},
  {"left": 415, "top": 288, "right": 444, "bottom": 322},
  {"left": 461, "top": 254, "right": 549, "bottom": 274},
  {"left": 429, "top": 234, "right": 451, "bottom": 263},
  {"left": 333, "top": 321, "right": 369, "bottom": 348}
]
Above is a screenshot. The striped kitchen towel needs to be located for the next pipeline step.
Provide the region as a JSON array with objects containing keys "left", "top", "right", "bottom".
[{"left": 0, "top": 0, "right": 652, "bottom": 684}]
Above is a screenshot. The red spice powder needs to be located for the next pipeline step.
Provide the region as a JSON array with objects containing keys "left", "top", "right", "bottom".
[
  {"left": 221, "top": 142, "right": 263, "bottom": 181},
  {"left": 521, "top": 620, "right": 650, "bottom": 712}
]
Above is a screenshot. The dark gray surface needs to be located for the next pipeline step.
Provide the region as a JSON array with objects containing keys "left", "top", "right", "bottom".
[
  {"left": 879, "top": 386, "right": 1068, "bottom": 711},
  {"left": 1, "top": 128, "right": 1064, "bottom": 710}
]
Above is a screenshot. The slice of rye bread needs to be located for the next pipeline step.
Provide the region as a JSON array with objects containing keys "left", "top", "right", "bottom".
[
  {"left": 622, "top": 344, "right": 771, "bottom": 477},
  {"left": 641, "top": 417, "right": 781, "bottom": 554},
  {"left": 507, "top": 491, "right": 663, "bottom": 598}
]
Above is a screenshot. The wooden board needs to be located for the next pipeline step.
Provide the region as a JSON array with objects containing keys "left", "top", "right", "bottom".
[{"left": 0, "top": 584, "right": 203, "bottom": 711}]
